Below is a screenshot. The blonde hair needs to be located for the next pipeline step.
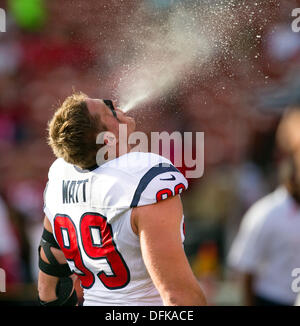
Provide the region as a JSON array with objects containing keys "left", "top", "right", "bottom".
[{"left": 48, "top": 92, "right": 105, "bottom": 169}]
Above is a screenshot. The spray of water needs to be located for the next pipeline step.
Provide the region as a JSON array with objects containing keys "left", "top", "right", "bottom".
[{"left": 110, "top": 0, "right": 269, "bottom": 113}]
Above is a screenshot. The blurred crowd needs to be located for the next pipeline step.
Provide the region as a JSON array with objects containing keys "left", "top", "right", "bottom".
[{"left": 1, "top": 0, "right": 300, "bottom": 305}]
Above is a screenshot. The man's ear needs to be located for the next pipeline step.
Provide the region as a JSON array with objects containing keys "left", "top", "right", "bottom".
[
  {"left": 103, "top": 131, "right": 117, "bottom": 146},
  {"left": 96, "top": 131, "right": 117, "bottom": 166},
  {"left": 96, "top": 130, "right": 118, "bottom": 149}
]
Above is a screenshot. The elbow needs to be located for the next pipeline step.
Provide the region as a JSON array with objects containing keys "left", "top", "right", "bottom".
[
  {"left": 162, "top": 287, "right": 207, "bottom": 306},
  {"left": 38, "top": 271, "right": 58, "bottom": 302},
  {"left": 38, "top": 283, "right": 49, "bottom": 302},
  {"left": 38, "top": 281, "right": 53, "bottom": 302}
]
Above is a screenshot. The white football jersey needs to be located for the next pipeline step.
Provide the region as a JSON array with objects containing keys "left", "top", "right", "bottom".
[{"left": 43, "top": 152, "right": 188, "bottom": 306}]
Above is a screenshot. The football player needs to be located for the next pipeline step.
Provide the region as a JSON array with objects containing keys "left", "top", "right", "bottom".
[{"left": 37, "top": 92, "right": 206, "bottom": 306}]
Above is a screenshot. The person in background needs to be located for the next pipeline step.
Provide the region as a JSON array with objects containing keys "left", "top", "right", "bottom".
[
  {"left": 0, "top": 194, "right": 22, "bottom": 288},
  {"left": 228, "top": 107, "right": 300, "bottom": 306}
]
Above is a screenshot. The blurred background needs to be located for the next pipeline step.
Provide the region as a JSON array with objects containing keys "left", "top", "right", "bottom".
[{"left": 1, "top": 0, "right": 300, "bottom": 306}]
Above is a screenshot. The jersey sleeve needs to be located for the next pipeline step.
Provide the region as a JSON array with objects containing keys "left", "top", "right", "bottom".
[{"left": 130, "top": 160, "right": 188, "bottom": 208}]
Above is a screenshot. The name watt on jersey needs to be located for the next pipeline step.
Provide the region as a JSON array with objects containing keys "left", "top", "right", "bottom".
[{"left": 62, "top": 179, "right": 88, "bottom": 204}]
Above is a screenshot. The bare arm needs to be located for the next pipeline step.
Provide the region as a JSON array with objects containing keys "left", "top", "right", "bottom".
[
  {"left": 38, "top": 216, "right": 77, "bottom": 303},
  {"left": 132, "top": 195, "right": 206, "bottom": 306}
]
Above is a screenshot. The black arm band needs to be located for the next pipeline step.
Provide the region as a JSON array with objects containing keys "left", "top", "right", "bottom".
[
  {"left": 38, "top": 228, "right": 73, "bottom": 277},
  {"left": 41, "top": 228, "right": 60, "bottom": 249}
]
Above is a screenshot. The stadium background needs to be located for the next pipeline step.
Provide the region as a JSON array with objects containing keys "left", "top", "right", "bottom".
[{"left": 0, "top": 0, "right": 299, "bottom": 305}]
